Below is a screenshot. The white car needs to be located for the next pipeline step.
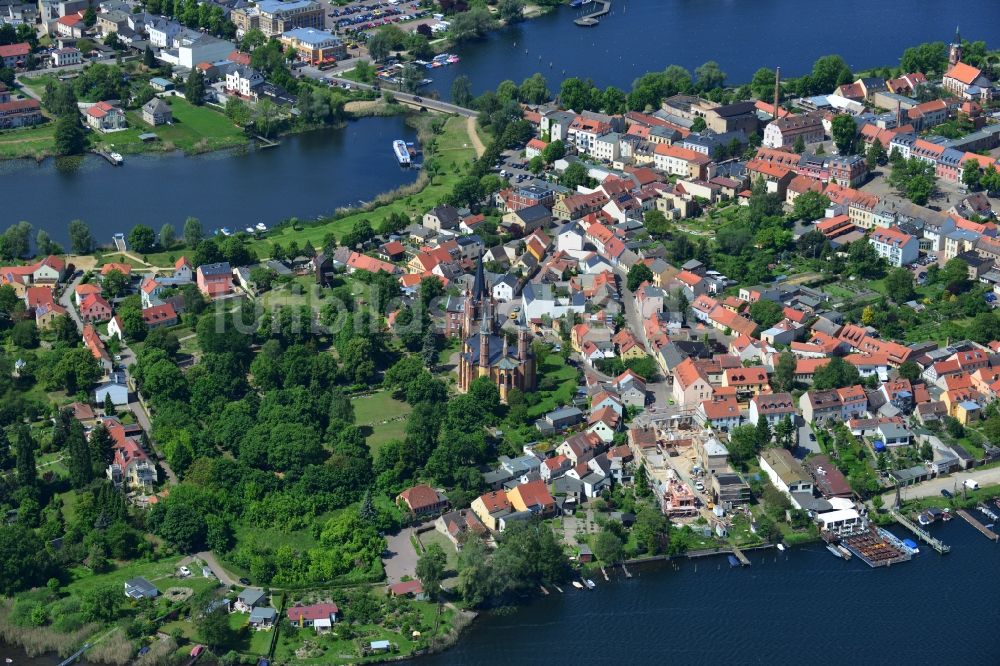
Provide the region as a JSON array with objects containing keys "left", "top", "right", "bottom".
[
  {"left": 694, "top": 481, "right": 705, "bottom": 492},
  {"left": 178, "top": 566, "right": 191, "bottom": 577}
]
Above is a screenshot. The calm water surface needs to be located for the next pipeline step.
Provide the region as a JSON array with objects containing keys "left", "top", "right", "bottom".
[
  {"left": 428, "top": 0, "right": 1000, "bottom": 99},
  {"left": 0, "top": 115, "right": 419, "bottom": 248},
  {"left": 417, "top": 519, "right": 1000, "bottom": 665}
]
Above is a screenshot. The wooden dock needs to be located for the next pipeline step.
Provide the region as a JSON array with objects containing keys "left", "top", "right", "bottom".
[
  {"left": 956, "top": 509, "right": 999, "bottom": 542},
  {"left": 890, "top": 509, "right": 951, "bottom": 553},
  {"left": 731, "top": 546, "right": 750, "bottom": 566},
  {"left": 574, "top": 0, "right": 610, "bottom": 26},
  {"left": 57, "top": 642, "right": 91, "bottom": 666}
]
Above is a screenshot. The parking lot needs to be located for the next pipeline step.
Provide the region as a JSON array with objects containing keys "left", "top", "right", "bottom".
[{"left": 322, "top": 0, "right": 434, "bottom": 35}]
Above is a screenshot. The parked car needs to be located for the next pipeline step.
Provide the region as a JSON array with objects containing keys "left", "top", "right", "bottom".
[
  {"left": 238, "top": 577, "right": 251, "bottom": 585},
  {"left": 178, "top": 566, "right": 191, "bottom": 577},
  {"left": 694, "top": 481, "right": 705, "bottom": 492},
  {"left": 941, "top": 489, "right": 952, "bottom": 499}
]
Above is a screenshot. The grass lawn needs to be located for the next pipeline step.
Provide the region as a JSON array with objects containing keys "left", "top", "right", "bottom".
[
  {"left": 416, "top": 530, "right": 458, "bottom": 573},
  {"left": 64, "top": 556, "right": 187, "bottom": 597},
  {"left": 261, "top": 275, "right": 326, "bottom": 310},
  {"left": 0, "top": 123, "right": 57, "bottom": 160},
  {"left": 273, "top": 601, "right": 453, "bottom": 665},
  {"left": 248, "top": 114, "right": 475, "bottom": 252},
  {"left": 527, "top": 353, "right": 578, "bottom": 418},
  {"left": 96, "top": 252, "right": 150, "bottom": 269},
  {"left": 101, "top": 98, "right": 247, "bottom": 155},
  {"left": 353, "top": 391, "right": 412, "bottom": 452}
]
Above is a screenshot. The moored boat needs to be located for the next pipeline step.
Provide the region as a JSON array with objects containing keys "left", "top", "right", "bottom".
[
  {"left": 393, "top": 139, "right": 411, "bottom": 166},
  {"left": 827, "top": 544, "right": 845, "bottom": 559}
]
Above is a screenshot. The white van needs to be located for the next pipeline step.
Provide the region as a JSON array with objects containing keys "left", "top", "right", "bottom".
[{"left": 964, "top": 479, "right": 980, "bottom": 490}]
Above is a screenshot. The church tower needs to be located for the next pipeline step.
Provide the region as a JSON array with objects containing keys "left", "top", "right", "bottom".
[{"left": 949, "top": 26, "right": 963, "bottom": 66}]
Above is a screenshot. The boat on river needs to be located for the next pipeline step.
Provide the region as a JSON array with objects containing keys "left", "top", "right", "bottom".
[{"left": 393, "top": 139, "right": 411, "bottom": 166}]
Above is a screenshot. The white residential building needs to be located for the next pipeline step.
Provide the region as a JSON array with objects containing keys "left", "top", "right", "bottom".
[{"left": 869, "top": 226, "right": 919, "bottom": 267}]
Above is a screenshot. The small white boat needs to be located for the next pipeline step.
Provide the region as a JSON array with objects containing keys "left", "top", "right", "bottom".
[
  {"left": 220, "top": 227, "right": 231, "bottom": 236},
  {"left": 584, "top": 579, "right": 596, "bottom": 589},
  {"left": 776, "top": 543, "right": 786, "bottom": 552},
  {"left": 255, "top": 222, "right": 267, "bottom": 231},
  {"left": 245, "top": 227, "right": 255, "bottom": 234},
  {"left": 827, "top": 544, "right": 845, "bottom": 559},
  {"left": 571, "top": 581, "right": 584, "bottom": 589},
  {"left": 109, "top": 151, "right": 123, "bottom": 164}
]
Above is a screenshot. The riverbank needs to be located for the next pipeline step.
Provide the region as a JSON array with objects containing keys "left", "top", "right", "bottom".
[{"left": 248, "top": 111, "right": 477, "bottom": 253}]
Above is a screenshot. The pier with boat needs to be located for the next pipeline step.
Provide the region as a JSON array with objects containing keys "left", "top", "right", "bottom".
[
  {"left": 574, "top": 0, "right": 611, "bottom": 27},
  {"left": 839, "top": 527, "right": 912, "bottom": 568},
  {"left": 392, "top": 139, "right": 420, "bottom": 167}
]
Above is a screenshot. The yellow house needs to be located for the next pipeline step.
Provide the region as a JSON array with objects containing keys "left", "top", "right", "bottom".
[
  {"left": 470, "top": 491, "right": 511, "bottom": 531},
  {"left": 620, "top": 339, "right": 647, "bottom": 361}
]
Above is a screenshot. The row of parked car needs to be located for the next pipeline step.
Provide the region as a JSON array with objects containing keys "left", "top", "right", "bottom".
[{"left": 334, "top": 2, "right": 430, "bottom": 32}]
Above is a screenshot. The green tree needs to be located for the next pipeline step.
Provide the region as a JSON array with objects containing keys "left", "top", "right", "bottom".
[
  {"left": 14, "top": 425, "right": 36, "bottom": 487},
  {"left": 197, "top": 599, "right": 234, "bottom": 649},
  {"left": 962, "top": 159, "right": 981, "bottom": 191},
  {"left": 186, "top": 68, "right": 206, "bottom": 105},
  {"left": 593, "top": 528, "right": 624, "bottom": 564},
  {"left": 690, "top": 116, "right": 707, "bottom": 132},
  {"left": 53, "top": 115, "right": 86, "bottom": 156},
  {"left": 773, "top": 352, "right": 797, "bottom": 392},
  {"left": 626, "top": 263, "right": 654, "bottom": 291},
  {"left": 866, "top": 139, "right": 887, "bottom": 167},
  {"left": 813, "top": 356, "right": 861, "bottom": 390},
  {"left": 884, "top": 267, "right": 915, "bottom": 303},
  {"left": 416, "top": 543, "right": 447, "bottom": 597},
  {"left": 694, "top": 60, "right": 726, "bottom": 90},
  {"left": 451, "top": 74, "right": 473, "bottom": 107},
  {"left": 793, "top": 134, "right": 806, "bottom": 154},
  {"left": 498, "top": 0, "right": 524, "bottom": 23},
  {"left": 128, "top": 224, "right": 157, "bottom": 253},
  {"left": 643, "top": 209, "right": 671, "bottom": 236},
  {"left": 809, "top": 55, "right": 852, "bottom": 94},
  {"left": 159, "top": 223, "right": 176, "bottom": 249},
  {"left": 831, "top": 114, "right": 857, "bottom": 155},
  {"left": 102, "top": 268, "right": 129, "bottom": 299},
  {"left": 541, "top": 139, "right": 565, "bottom": 163},
  {"left": 0, "top": 525, "right": 52, "bottom": 594},
  {"left": 792, "top": 190, "right": 830, "bottom": 221},
  {"left": 67, "top": 420, "right": 93, "bottom": 489},
  {"left": 183, "top": 217, "right": 204, "bottom": 247},
  {"left": 748, "top": 299, "right": 783, "bottom": 329},
  {"left": 143, "top": 44, "right": 155, "bottom": 68},
  {"left": 68, "top": 219, "right": 94, "bottom": 254},
  {"left": 561, "top": 161, "right": 590, "bottom": 189},
  {"left": 755, "top": 414, "right": 772, "bottom": 448},
  {"left": 11, "top": 320, "right": 38, "bottom": 348}
]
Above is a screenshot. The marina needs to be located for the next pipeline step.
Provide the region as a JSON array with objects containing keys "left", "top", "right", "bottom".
[
  {"left": 889, "top": 508, "right": 952, "bottom": 553},
  {"left": 955, "top": 509, "right": 1000, "bottom": 542},
  {"left": 574, "top": 0, "right": 611, "bottom": 27}
]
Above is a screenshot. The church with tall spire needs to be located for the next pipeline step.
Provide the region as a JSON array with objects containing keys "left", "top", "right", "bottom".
[{"left": 457, "top": 259, "right": 536, "bottom": 401}]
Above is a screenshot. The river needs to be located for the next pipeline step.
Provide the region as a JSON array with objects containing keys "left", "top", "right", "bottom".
[
  {"left": 417, "top": 519, "right": 1000, "bottom": 665},
  {"left": 426, "top": 0, "right": 1000, "bottom": 99},
  {"left": 0, "top": 115, "right": 419, "bottom": 249}
]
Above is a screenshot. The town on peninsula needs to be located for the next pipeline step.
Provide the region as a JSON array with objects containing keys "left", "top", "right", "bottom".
[{"left": 1, "top": 1, "right": 1000, "bottom": 664}]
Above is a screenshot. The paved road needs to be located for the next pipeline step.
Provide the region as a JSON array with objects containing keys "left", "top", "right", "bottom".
[
  {"left": 887, "top": 465, "right": 1000, "bottom": 502},
  {"left": 57, "top": 273, "right": 85, "bottom": 335}
]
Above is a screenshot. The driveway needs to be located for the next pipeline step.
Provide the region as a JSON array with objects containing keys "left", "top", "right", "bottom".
[
  {"left": 179, "top": 551, "right": 241, "bottom": 587},
  {"left": 797, "top": 422, "right": 820, "bottom": 456},
  {"left": 885, "top": 466, "right": 1000, "bottom": 502},
  {"left": 57, "top": 273, "right": 85, "bottom": 334},
  {"left": 383, "top": 526, "right": 421, "bottom": 584}
]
